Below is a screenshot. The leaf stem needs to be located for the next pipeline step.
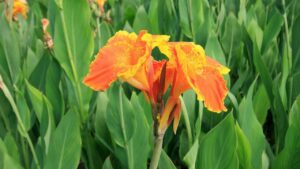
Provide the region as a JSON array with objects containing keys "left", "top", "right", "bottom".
[{"left": 0, "top": 75, "right": 40, "bottom": 169}]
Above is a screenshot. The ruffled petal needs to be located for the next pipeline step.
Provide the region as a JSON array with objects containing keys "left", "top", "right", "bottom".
[
  {"left": 206, "top": 56, "right": 230, "bottom": 74},
  {"left": 190, "top": 66, "right": 228, "bottom": 112},
  {"left": 174, "top": 43, "right": 228, "bottom": 113},
  {"left": 83, "top": 31, "right": 149, "bottom": 91}
]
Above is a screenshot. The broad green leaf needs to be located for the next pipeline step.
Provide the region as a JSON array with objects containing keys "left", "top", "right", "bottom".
[
  {"left": 26, "top": 81, "right": 54, "bottom": 152},
  {"left": 205, "top": 33, "right": 227, "bottom": 65},
  {"left": 0, "top": 139, "right": 23, "bottom": 169},
  {"left": 98, "top": 22, "right": 112, "bottom": 49},
  {"left": 4, "top": 133, "right": 20, "bottom": 163},
  {"left": 45, "top": 58, "right": 64, "bottom": 122},
  {"left": 128, "top": 93, "right": 151, "bottom": 169},
  {"left": 148, "top": 0, "right": 160, "bottom": 33},
  {"left": 106, "top": 84, "right": 136, "bottom": 147},
  {"left": 44, "top": 111, "right": 81, "bottom": 169},
  {"left": 178, "top": 0, "right": 192, "bottom": 38},
  {"left": 236, "top": 125, "right": 252, "bottom": 169},
  {"left": 179, "top": 129, "right": 189, "bottom": 160},
  {"left": 95, "top": 92, "right": 112, "bottom": 150},
  {"left": 238, "top": 81, "right": 266, "bottom": 169},
  {"left": 133, "top": 6, "right": 150, "bottom": 33},
  {"left": 196, "top": 114, "right": 238, "bottom": 169},
  {"left": 183, "top": 139, "right": 199, "bottom": 169},
  {"left": 102, "top": 157, "right": 114, "bottom": 169},
  {"left": 0, "top": 15, "right": 21, "bottom": 83},
  {"left": 261, "top": 9, "right": 284, "bottom": 53},
  {"left": 253, "top": 41, "right": 287, "bottom": 151},
  {"left": 272, "top": 95, "right": 300, "bottom": 169},
  {"left": 158, "top": 150, "right": 177, "bottom": 169},
  {"left": 246, "top": 19, "right": 263, "bottom": 50},
  {"left": 54, "top": 0, "right": 93, "bottom": 121},
  {"left": 253, "top": 83, "right": 270, "bottom": 124},
  {"left": 292, "top": 16, "right": 300, "bottom": 71},
  {"left": 15, "top": 90, "right": 34, "bottom": 131},
  {"left": 190, "top": 0, "right": 214, "bottom": 44}
]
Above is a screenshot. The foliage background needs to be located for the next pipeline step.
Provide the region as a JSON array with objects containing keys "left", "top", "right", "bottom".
[{"left": 1, "top": 0, "right": 300, "bottom": 168}]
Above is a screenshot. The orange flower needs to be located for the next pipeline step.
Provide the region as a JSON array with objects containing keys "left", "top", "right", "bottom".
[
  {"left": 84, "top": 30, "right": 229, "bottom": 134},
  {"left": 13, "top": 0, "right": 28, "bottom": 19},
  {"left": 97, "top": 0, "right": 106, "bottom": 13},
  {"left": 159, "top": 42, "right": 230, "bottom": 131},
  {"left": 83, "top": 30, "right": 169, "bottom": 96}
]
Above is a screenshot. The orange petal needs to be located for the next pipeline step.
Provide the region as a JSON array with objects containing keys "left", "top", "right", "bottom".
[
  {"left": 190, "top": 66, "right": 228, "bottom": 112},
  {"left": 159, "top": 97, "right": 177, "bottom": 130},
  {"left": 83, "top": 31, "right": 149, "bottom": 91},
  {"left": 206, "top": 56, "right": 230, "bottom": 74},
  {"left": 173, "top": 43, "right": 228, "bottom": 112},
  {"left": 172, "top": 100, "right": 181, "bottom": 134}
]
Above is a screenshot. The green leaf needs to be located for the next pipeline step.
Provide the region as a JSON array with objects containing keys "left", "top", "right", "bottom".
[
  {"left": 95, "top": 92, "right": 112, "bottom": 150},
  {"left": 44, "top": 111, "right": 81, "bottom": 169},
  {"left": 0, "top": 15, "right": 21, "bottom": 83},
  {"left": 178, "top": 0, "right": 192, "bottom": 38},
  {"left": 133, "top": 6, "right": 150, "bottom": 33},
  {"left": 53, "top": 0, "right": 93, "bottom": 121},
  {"left": 205, "top": 33, "right": 227, "bottom": 65},
  {"left": 4, "top": 133, "right": 20, "bottom": 163},
  {"left": 236, "top": 125, "right": 252, "bottom": 169},
  {"left": 0, "top": 139, "right": 23, "bottom": 169},
  {"left": 253, "top": 42, "right": 288, "bottom": 151},
  {"left": 106, "top": 84, "right": 136, "bottom": 147},
  {"left": 246, "top": 19, "right": 263, "bottom": 50},
  {"left": 45, "top": 58, "right": 64, "bottom": 122},
  {"left": 238, "top": 81, "right": 266, "bottom": 169},
  {"left": 26, "top": 80, "right": 55, "bottom": 152},
  {"left": 196, "top": 114, "right": 238, "bottom": 169},
  {"left": 183, "top": 140, "right": 199, "bottom": 169},
  {"left": 102, "top": 157, "right": 114, "bottom": 169},
  {"left": 253, "top": 83, "right": 270, "bottom": 124},
  {"left": 182, "top": 90, "right": 196, "bottom": 130},
  {"left": 148, "top": 0, "right": 160, "bottom": 33},
  {"left": 261, "top": 9, "right": 284, "bottom": 53},
  {"left": 273, "top": 95, "right": 300, "bottom": 169},
  {"left": 158, "top": 150, "right": 177, "bottom": 169},
  {"left": 15, "top": 90, "right": 34, "bottom": 131}
]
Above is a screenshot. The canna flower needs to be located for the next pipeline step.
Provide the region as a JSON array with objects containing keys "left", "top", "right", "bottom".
[
  {"left": 158, "top": 42, "right": 230, "bottom": 132},
  {"left": 12, "top": 0, "right": 28, "bottom": 19},
  {"left": 83, "top": 30, "right": 169, "bottom": 99},
  {"left": 97, "top": 0, "right": 106, "bottom": 13},
  {"left": 84, "top": 30, "right": 229, "bottom": 134}
]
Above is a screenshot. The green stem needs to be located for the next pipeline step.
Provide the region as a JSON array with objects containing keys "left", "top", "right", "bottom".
[
  {"left": 149, "top": 133, "right": 164, "bottom": 169},
  {"left": 180, "top": 96, "right": 193, "bottom": 147},
  {"left": 0, "top": 75, "right": 40, "bottom": 169}
]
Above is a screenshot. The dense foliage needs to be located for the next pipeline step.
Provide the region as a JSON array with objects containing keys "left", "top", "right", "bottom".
[{"left": 0, "top": 0, "right": 300, "bottom": 169}]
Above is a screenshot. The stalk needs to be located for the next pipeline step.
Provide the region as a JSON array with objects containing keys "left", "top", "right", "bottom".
[{"left": 149, "top": 132, "right": 164, "bottom": 169}]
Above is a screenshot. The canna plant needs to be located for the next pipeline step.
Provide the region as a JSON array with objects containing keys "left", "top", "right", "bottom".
[
  {"left": 1, "top": 0, "right": 300, "bottom": 169},
  {"left": 83, "top": 30, "right": 229, "bottom": 169}
]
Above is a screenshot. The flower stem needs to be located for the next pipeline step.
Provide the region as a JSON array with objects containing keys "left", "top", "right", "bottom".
[{"left": 149, "top": 132, "right": 164, "bottom": 169}]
